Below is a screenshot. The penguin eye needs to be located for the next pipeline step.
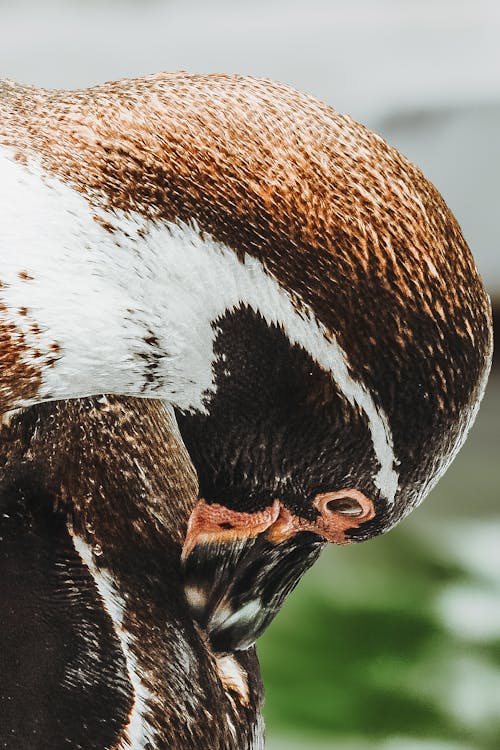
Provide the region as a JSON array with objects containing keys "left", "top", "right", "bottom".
[{"left": 325, "top": 497, "right": 364, "bottom": 516}]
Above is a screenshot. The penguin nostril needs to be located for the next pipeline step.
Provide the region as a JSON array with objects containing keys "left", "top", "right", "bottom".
[
  {"left": 325, "top": 497, "right": 364, "bottom": 516},
  {"left": 311, "top": 490, "right": 375, "bottom": 544}
]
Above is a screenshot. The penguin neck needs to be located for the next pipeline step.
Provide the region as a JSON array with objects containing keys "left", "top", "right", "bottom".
[{"left": 0, "top": 142, "right": 400, "bottom": 506}]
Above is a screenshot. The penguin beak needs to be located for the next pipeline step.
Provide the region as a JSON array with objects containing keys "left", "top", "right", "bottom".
[{"left": 181, "top": 500, "right": 324, "bottom": 651}]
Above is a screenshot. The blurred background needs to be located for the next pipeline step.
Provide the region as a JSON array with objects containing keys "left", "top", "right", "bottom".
[{"left": 2, "top": 1, "right": 498, "bottom": 747}]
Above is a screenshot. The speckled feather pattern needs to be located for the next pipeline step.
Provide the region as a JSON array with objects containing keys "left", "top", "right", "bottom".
[{"left": 0, "top": 72, "right": 493, "bottom": 527}]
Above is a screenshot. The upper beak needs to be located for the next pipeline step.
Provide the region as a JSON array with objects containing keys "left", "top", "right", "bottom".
[{"left": 181, "top": 500, "right": 324, "bottom": 651}]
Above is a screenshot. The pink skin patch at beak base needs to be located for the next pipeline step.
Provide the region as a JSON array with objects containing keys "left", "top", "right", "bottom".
[
  {"left": 182, "top": 489, "right": 375, "bottom": 559},
  {"left": 181, "top": 499, "right": 281, "bottom": 560}
]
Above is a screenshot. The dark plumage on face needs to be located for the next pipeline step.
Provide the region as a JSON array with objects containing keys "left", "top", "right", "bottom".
[
  {"left": 177, "top": 306, "right": 385, "bottom": 651},
  {"left": 177, "top": 305, "right": 381, "bottom": 522}
]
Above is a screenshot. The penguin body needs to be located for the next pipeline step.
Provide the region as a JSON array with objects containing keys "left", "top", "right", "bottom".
[
  {"left": 0, "top": 397, "right": 264, "bottom": 749},
  {"left": 0, "top": 72, "right": 492, "bottom": 666}
]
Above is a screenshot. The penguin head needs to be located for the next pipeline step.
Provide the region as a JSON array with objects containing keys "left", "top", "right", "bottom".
[
  {"left": 177, "top": 240, "right": 491, "bottom": 651},
  {"left": 163, "top": 76, "right": 493, "bottom": 651}
]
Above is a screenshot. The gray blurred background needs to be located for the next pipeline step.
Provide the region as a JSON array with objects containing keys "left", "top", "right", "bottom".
[{"left": 2, "top": 1, "right": 498, "bottom": 748}]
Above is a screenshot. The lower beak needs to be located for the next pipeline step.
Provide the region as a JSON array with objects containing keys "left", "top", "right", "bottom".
[{"left": 182, "top": 500, "right": 324, "bottom": 651}]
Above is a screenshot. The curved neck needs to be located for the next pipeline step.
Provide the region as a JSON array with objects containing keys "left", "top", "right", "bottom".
[{"left": 0, "top": 141, "right": 400, "bottom": 504}]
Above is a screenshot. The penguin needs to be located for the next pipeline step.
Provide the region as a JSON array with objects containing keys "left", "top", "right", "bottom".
[
  {"left": 0, "top": 73, "right": 493, "bottom": 654},
  {"left": 0, "top": 396, "right": 264, "bottom": 750}
]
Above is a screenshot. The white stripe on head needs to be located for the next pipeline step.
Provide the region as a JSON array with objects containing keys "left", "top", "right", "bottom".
[
  {"left": 0, "top": 147, "right": 399, "bottom": 503},
  {"left": 158, "top": 222, "right": 399, "bottom": 503}
]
